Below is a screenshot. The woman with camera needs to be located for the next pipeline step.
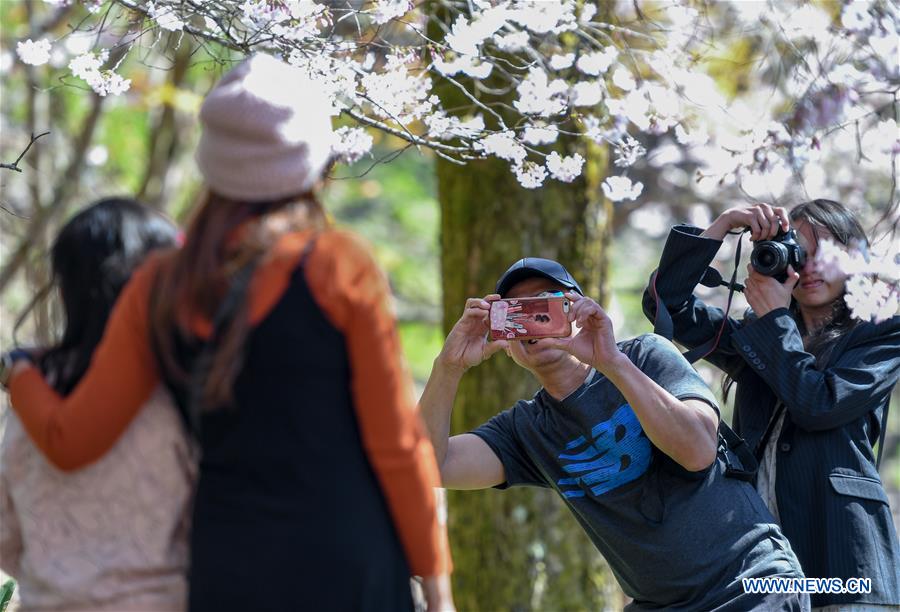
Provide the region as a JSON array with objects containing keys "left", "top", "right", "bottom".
[
  {"left": 1, "top": 55, "right": 452, "bottom": 612},
  {"left": 643, "top": 199, "right": 900, "bottom": 610}
]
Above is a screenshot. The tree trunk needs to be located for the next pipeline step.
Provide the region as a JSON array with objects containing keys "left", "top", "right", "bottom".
[
  {"left": 424, "top": 0, "right": 621, "bottom": 603},
  {"left": 435, "top": 125, "right": 619, "bottom": 612}
]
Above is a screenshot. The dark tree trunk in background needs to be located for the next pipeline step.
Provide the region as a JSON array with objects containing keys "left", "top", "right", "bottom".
[
  {"left": 430, "top": 13, "right": 619, "bottom": 600},
  {"left": 436, "top": 152, "right": 620, "bottom": 610}
]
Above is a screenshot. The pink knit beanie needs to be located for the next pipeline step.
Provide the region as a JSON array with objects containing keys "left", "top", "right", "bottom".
[{"left": 195, "top": 54, "right": 335, "bottom": 202}]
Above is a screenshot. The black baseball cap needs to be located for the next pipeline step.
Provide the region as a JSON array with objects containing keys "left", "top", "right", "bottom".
[{"left": 495, "top": 257, "right": 584, "bottom": 297}]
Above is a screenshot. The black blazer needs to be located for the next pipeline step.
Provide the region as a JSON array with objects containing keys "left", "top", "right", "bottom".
[{"left": 642, "top": 224, "right": 900, "bottom": 607}]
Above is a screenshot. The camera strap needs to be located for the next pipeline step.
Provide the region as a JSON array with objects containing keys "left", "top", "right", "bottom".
[
  {"left": 651, "top": 229, "right": 747, "bottom": 364},
  {"left": 651, "top": 229, "right": 757, "bottom": 481}
]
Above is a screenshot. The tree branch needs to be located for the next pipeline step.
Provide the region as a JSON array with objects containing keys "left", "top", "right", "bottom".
[
  {"left": 112, "top": 0, "right": 249, "bottom": 53},
  {"left": 0, "top": 94, "right": 106, "bottom": 294},
  {"left": 136, "top": 42, "right": 193, "bottom": 206},
  {"left": 342, "top": 107, "right": 472, "bottom": 156},
  {"left": 0, "top": 132, "right": 49, "bottom": 173}
]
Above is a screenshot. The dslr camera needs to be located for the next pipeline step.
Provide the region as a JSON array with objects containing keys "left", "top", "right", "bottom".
[{"left": 750, "top": 228, "right": 807, "bottom": 282}]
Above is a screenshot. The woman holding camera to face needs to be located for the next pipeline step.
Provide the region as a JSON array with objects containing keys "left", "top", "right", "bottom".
[
  {"left": 1, "top": 55, "right": 452, "bottom": 612},
  {"left": 644, "top": 199, "right": 900, "bottom": 610}
]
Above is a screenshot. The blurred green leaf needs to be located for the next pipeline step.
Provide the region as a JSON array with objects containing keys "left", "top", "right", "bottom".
[{"left": 0, "top": 579, "right": 15, "bottom": 612}]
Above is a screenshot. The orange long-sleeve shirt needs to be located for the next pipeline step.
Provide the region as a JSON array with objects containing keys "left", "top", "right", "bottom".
[{"left": 9, "top": 228, "right": 450, "bottom": 577}]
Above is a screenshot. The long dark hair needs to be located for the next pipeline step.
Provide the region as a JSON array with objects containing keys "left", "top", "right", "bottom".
[
  {"left": 723, "top": 199, "right": 868, "bottom": 401},
  {"left": 788, "top": 198, "right": 867, "bottom": 360},
  {"left": 149, "top": 190, "right": 327, "bottom": 410},
  {"left": 37, "top": 198, "right": 178, "bottom": 395}
]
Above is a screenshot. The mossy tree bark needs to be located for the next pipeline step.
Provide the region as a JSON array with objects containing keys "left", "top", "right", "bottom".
[
  {"left": 437, "top": 152, "right": 620, "bottom": 611},
  {"left": 429, "top": 11, "right": 618, "bottom": 605}
]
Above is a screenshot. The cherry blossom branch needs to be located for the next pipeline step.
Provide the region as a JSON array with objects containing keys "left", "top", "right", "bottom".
[
  {"left": 9, "top": 0, "right": 897, "bottom": 202},
  {"left": 113, "top": 0, "right": 250, "bottom": 53},
  {"left": 341, "top": 107, "right": 472, "bottom": 158}
]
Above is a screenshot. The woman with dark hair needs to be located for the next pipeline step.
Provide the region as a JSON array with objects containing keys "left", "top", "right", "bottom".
[
  {"left": 0, "top": 198, "right": 194, "bottom": 611},
  {"left": 37, "top": 198, "right": 180, "bottom": 395},
  {"left": 1, "top": 54, "right": 452, "bottom": 612},
  {"left": 643, "top": 199, "right": 900, "bottom": 610}
]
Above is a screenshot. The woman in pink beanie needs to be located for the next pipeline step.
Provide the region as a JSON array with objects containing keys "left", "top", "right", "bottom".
[{"left": 4, "top": 54, "right": 454, "bottom": 611}]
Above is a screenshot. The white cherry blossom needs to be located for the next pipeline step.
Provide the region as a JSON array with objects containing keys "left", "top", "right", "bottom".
[
  {"left": 446, "top": 7, "right": 509, "bottom": 56},
  {"left": 515, "top": 67, "right": 568, "bottom": 116},
  {"left": 571, "top": 81, "right": 604, "bottom": 107},
  {"left": 361, "top": 67, "right": 433, "bottom": 123},
  {"left": 522, "top": 125, "right": 559, "bottom": 146},
  {"left": 478, "top": 131, "right": 527, "bottom": 164},
  {"left": 602, "top": 176, "right": 643, "bottom": 201},
  {"left": 148, "top": 2, "right": 185, "bottom": 31},
  {"left": 69, "top": 49, "right": 107, "bottom": 80},
  {"left": 16, "top": 0, "right": 900, "bottom": 204},
  {"left": 579, "top": 3, "right": 597, "bottom": 23},
  {"left": 576, "top": 48, "right": 617, "bottom": 76},
  {"left": 372, "top": 0, "right": 411, "bottom": 24},
  {"left": 546, "top": 151, "right": 585, "bottom": 182},
  {"left": 332, "top": 126, "right": 374, "bottom": 163},
  {"left": 674, "top": 124, "right": 709, "bottom": 147},
  {"left": 613, "top": 136, "right": 646, "bottom": 168},
  {"left": 433, "top": 55, "right": 493, "bottom": 79},
  {"left": 549, "top": 53, "right": 575, "bottom": 70},
  {"left": 494, "top": 31, "right": 529, "bottom": 52},
  {"left": 611, "top": 67, "right": 636, "bottom": 92},
  {"left": 845, "top": 276, "right": 899, "bottom": 322},
  {"left": 510, "top": 1, "right": 577, "bottom": 34},
  {"left": 515, "top": 161, "right": 548, "bottom": 189},
  {"left": 16, "top": 38, "right": 51, "bottom": 66}
]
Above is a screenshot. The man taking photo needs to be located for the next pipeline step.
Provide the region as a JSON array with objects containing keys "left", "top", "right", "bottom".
[{"left": 420, "top": 257, "right": 808, "bottom": 611}]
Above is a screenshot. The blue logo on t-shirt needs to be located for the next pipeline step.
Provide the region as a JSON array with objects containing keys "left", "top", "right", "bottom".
[{"left": 556, "top": 404, "right": 652, "bottom": 498}]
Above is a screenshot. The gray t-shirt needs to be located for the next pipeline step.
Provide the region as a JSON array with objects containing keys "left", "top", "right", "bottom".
[{"left": 472, "top": 334, "right": 804, "bottom": 611}]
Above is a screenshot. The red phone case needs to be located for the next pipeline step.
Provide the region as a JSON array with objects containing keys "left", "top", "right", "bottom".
[{"left": 489, "top": 296, "right": 572, "bottom": 340}]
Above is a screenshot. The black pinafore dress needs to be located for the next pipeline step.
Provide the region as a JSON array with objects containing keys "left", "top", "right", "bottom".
[{"left": 164, "top": 248, "right": 413, "bottom": 612}]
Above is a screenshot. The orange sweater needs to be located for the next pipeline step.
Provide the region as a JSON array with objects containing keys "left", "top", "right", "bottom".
[{"left": 9, "top": 228, "right": 450, "bottom": 577}]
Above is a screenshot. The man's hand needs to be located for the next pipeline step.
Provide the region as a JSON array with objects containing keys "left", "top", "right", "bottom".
[
  {"left": 436, "top": 295, "right": 509, "bottom": 374},
  {"left": 547, "top": 292, "right": 625, "bottom": 374},
  {"left": 421, "top": 296, "right": 509, "bottom": 490},
  {"left": 744, "top": 264, "right": 798, "bottom": 318}
]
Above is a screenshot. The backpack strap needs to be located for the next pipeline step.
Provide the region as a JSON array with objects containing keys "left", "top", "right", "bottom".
[{"left": 718, "top": 421, "right": 758, "bottom": 482}]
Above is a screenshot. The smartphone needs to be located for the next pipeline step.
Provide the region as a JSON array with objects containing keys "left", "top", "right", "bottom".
[{"left": 489, "top": 296, "right": 572, "bottom": 340}]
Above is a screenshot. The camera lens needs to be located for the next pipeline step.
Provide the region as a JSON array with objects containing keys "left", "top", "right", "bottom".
[
  {"left": 757, "top": 250, "right": 777, "bottom": 268},
  {"left": 751, "top": 241, "right": 788, "bottom": 277}
]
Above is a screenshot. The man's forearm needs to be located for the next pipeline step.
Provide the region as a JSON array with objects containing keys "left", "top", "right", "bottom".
[
  {"left": 419, "top": 359, "right": 465, "bottom": 467},
  {"left": 601, "top": 356, "right": 718, "bottom": 471}
]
